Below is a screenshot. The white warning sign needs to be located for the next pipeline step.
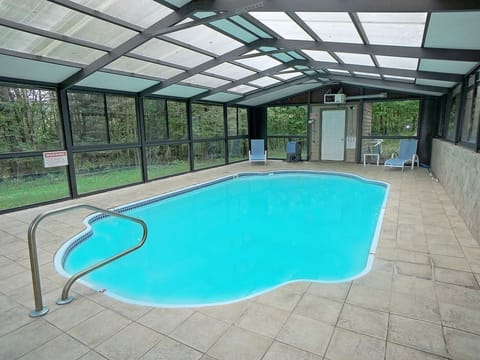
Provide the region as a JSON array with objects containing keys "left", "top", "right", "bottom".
[{"left": 43, "top": 151, "right": 68, "bottom": 168}]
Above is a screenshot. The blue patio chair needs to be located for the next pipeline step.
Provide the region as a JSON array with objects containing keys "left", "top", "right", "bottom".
[
  {"left": 249, "top": 139, "right": 267, "bottom": 164},
  {"left": 384, "top": 139, "right": 419, "bottom": 171}
]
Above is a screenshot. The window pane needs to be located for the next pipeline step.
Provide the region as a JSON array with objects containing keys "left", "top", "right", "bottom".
[
  {"left": 227, "top": 107, "right": 238, "bottom": 136},
  {"left": 228, "top": 138, "right": 248, "bottom": 162},
  {"left": 0, "top": 156, "right": 69, "bottom": 211},
  {"left": 267, "top": 136, "right": 307, "bottom": 159},
  {"left": 461, "top": 87, "right": 478, "bottom": 144},
  {"left": 267, "top": 106, "right": 307, "bottom": 136},
  {"left": 0, "top": 85, "right": 63, "bottom": 153},
  {"left": 167, "top": 100, "right": 188, "bottom": 140},
  {"left": 68, "top": 92, "right": 107, "bottom": 145},
  {"left": 446, "top": 95, "right": 459, "bottom": 141},
  {"left": 191, "top": 103, "right": 224, "bottom": 139},
  {"left": 147, "top": 144, "right": 189, "bottom": 179},
  {"left": 238, "top": 108, "right": 248, "bottom": 135},
  {"left": 144, "top": 98, "right": 167, "bottom": 141},
  {"left": 106, "top": 95, "right": 137, "bottom": 144},
  {"left": 193, "top": 140, "right": 225, "bottom": 170},
  {"left": 361, "top": 138, "right": 400, "bottom": 164},
  {"left": 362, "top": 100, "right": 419, "bottom": 137},
  {"left": 74, "top": 148, "right": 142, "bottom": 194}
]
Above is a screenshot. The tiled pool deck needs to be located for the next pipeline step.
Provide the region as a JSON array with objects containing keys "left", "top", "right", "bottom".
[{"left": 1, "top": 161, "right": 479, "bottom": 360}]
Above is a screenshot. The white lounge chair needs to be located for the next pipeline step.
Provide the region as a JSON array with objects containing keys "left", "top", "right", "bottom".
[
  {"left": 384, "top": 139, "right": 419, "bottom": 171},
  {"left": 249, "top": 139, "right": 267, "bottom": 164}
]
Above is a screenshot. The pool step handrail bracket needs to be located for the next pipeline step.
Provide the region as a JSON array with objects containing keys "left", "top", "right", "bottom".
[{"left": 27, "top": 203, "right": 148, "bottom": 317}]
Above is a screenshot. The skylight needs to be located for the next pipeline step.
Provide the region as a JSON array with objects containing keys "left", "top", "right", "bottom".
[
  {"left": 228, "top": 84, "right": 258, "bottom": 94},
  {"left": 419, "top": 59, "right": 478, "bottom": 75},
  {"left": 248, "top": 76, "right": 281, "bottom": 87},
  {"left": 296, "top": 12, "right": 362, "bottom": 43},
  {"left": 302, "top": 50, "right": 337, "bottom": 63},
  {"left": 274, "top": 69, "right": 303, "bottom": 80},
  {"left": 235, "top": 55, "right": 282, "bottom": 71},
  {"left": 106, "top": 57, "right": 184, "bottom": 79},
  {"left": 358, "top": 12, "right": 427, "bottom": 47},
  {"left": 204, "top": 63, "right": 256, "bottom": 80},
  {"left": 376, "top": 55, "right": 419, "bottom": 70},
  {"left": 335, "top": 52, "right": 375, "bottom": 66},
  {"left": 164, "top": 24, "right": 243, "bottom": 56},
  {"left": 353, "top": 71, "right": 381, "bottom": 78},
  {"left": 181, "top": 74, "right": 231, "bottom": 88},
  {"left": 249, "top": 12, "right": 313, "bottom": 40}
]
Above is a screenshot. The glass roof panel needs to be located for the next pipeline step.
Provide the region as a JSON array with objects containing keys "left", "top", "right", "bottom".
[
  {"left": 296, "top": 12, "right": 362, "bottom": 43},
  {"left": 235, "top": 55, "right": 282, "bottom": 71},
  {"left": 193, "top": 11, "right": 216, "bottom": 19},
  {"left": 419, "top": 59, "right": 478, "bottom": 75},
  {"left": 274, "top": 71, "right": 303, "bottom": 80},
  {"left": 425, "top": 12, "right": 480, "bottom": 50},
  {"left": 181, "top": 74, "right": 231, "bottom": 88},
  {"left": 164, "top": 24, "right": 243, "bottom": 56},
  {"left": 249, "top": 12, "right": 313, "bottom": 40},
  {"left": 228, "top": 84, "right": 258, "bottom": 94},
  {"left": 248, "top": 76, "right": 281, "bottom": 87},
  {"left": 358, "top": 12, "right": 427, "bottom": 47},
  {"left": 153, "top": 84, "right": 207, "bottom": 97},
  {"left": 415, "top": 79, "right": 457, "bottom": 88},
  {"left": 302, "top": 50, "right": 337, "bottom": 63},
  {"left": 327, "top": 69, "right": 350, "bottom": 74},
  {"left": 335, "top": 52, "right": 375, "bottom": 66},
  {"left": 383, "top": 75, "right": 415, "bottom": 82},
  {"left": 0, "top": 0, "right": 137, "bottom": 48},
  {"left": 230, "top": 16, "right": 272, "bottom": 39},
  {"left": 201, "top": 92, "right": 242, "bottom": 102},
  {"left": 106, "top": 57, "right": 184, "bottom": 79},
  {"left": 70, "top": 0, "right": 173, "bottom": 29},
  {"left": 0, "top": 53, "right": 79, "bottom": 83},
  {"left": 376, "top": 55, "right": 418, "bottom": 70},
  {"left": 77, "top": 71, "right": 158, "bottom": 91},
  {"left": 353, "top": 71, "right": 381, "bottom": 78},
  {"left": 288, "top": 51, "right": 305, "bottom": 60},
  {"left": 211, "top": 19, "right": 258, "bottom": 43},
  {"left": 272, "top": 53, "right": 294, "bottom": 62},
  {"left": 131, "top": 38, "right": 212, "bottom": 68},
  {"left": 162, "top": 0, "right": 191, "bottom": 7},
  {"left": 0, "top": 26, "right": 106, "bottom": 65},
  {"left": 204, "top": 63, "right": 255, "bottom": 80}
]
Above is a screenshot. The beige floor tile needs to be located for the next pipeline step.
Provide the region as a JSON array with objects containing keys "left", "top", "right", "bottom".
[
  {"left": 431, "top": 254, "right": 471, "bottom": 272},
  {"left": 385, "top": 342, "right": 447, "bottom": 359},
  {"left": 262, "top": 341, "right": 322, "bottom": 360},
  {"left": 353, "top": 270, "right": 393, "bottom": 291},
  {"left": 0, "top": 320, "right": 61, "bottom": 359},
  {"left": 392, "top": 275, "right": 436, "bottom": 300},
  {"left": 307, "top": 282, "right": 350, "bottom": 302},
  {"left": 372, "top": 258, "right": 394, "bottom": 273},
  {"left": 206, "top": 326, "right": 272, "bottom": 360},
  {"left": 79, "top": 351, "right": 110, "bottom": 360},
  {"left": 18, "top": 334, "right": 90, "bottom": 360},
  {"left": 346, "top": 284, "right": 391, "bottom": 312},
  {"left": 170, "top": 312, "right": 229, "bottom": 352},
  {"left": 293, "top": 293, "right": 342, "bottom": 325},
  {"left": 444, "top": 327, "right": 480, "bottom": 360},
  {"left": 337, "top": 303, "right": 388, "bottom": 339},
  {"left": 254, "top": 286, "right": 302, "bottom": 311},
  {"left": 69, "top": 309, "right": 131, "bottom": 347},
  {"left": 325, "top": 328, "right": 386, "bottom": 360},
  {"left": 395, "top": 261, "right": 432, "bottom": 279},
  {"left": 0, "top": 305, "right": 34, "bottom": 337},
  {"left": 137, "top": 307, "right": 194, "bottom": 334},
  {"left": 438, "top": 302, "right": 480, "bottom": 334},
  {"left": 390, "top": 291, "right": 441, "bottom": 324},
  {"left": 428, "top": 243, "right": 465, "bottom": 258},
  {"left": 276, "top": 314, "right": 334, "bottom": 356},
  {"left": 434, "top": 283, "right": 480, "bottom": 310},
  {"left": 236, "top": 302, "right": 289, "bottom": 338},
  {"left": 141, "top": 335, "right": 202, "bottom": 360},
  {"left": 45, "top": 297, "right": 105, "bottom": 331},
  {"left": 388, "top": 315, "right": 448, "bottom": 357},
  {"left": 434, "top": 268, "right": 478, "bottom": 288},
  {"left": 200, "top": 300, "right": 250, "bottom": 324},
  {"left": 95, "top": 322, "right": 162, "bottom": 360}
]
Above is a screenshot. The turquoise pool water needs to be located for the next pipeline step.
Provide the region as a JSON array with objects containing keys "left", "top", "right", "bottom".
[{"left": 55, "top": 171, "right": 389, "bottom": 307}]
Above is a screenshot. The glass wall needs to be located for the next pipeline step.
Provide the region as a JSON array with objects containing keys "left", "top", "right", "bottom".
[
  {"left": 0, "top": 84, "right": 70, "bottom": 211},
  {"left": 445, "top": 85, "right": 462, "bottom": 142},
  {"left": 144, "top": 98, "right": 189, "bottom": 179},
  {"left": 362, "top": 99, "right": 420, "bottom": 163},
  {"left": 267, "top": 105, "right": 308, "bottom": 159},
  {"left": 460, "top": 74, "right": 479, "bottom": 146},
  {"left": 227, "top": 107, "right": 249, "bottom": 162}
]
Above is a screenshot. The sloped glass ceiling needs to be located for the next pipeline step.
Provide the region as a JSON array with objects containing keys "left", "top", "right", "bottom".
[{"left": 0, "top": 1, "right": 478, "bottom": 103}]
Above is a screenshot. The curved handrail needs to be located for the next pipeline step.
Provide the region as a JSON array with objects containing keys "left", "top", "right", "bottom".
[{"left": 28, "top": 204, "right": 148, "bottom": 317}]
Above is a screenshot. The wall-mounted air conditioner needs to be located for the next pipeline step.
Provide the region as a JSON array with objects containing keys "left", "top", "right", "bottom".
[{"left": 324, "top": 94, "right": 346, "bottom": 104}]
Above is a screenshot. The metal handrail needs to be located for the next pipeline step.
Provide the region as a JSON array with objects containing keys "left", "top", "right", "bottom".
[{"left": 28, "top": 204, "right": 148, "bottom": 317}]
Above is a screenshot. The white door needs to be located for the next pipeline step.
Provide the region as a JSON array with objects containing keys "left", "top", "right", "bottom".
[{"left": 321, "top": 110, "right": 346, "bottom": 161}]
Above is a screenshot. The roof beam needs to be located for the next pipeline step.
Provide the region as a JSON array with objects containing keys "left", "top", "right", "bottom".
[
  {"left": 139, "top": 41, "right": 263, "bottom": 96},
  {"left": 245, "top": 0, "right": 480, "bottom": 12},
  {"left": 260, "top": 39, "right": 480, "bottom": 62}
]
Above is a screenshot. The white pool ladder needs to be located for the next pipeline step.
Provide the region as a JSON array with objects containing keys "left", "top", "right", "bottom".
[{"left": 27, "top": 204, "right": 148, "bottom": 317}]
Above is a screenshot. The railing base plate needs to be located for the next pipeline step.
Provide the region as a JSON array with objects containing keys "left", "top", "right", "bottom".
[
  {"left": 56, "top": 296, "right": 74, "bottom": 305},
  {"left": 29, "top": 307, "right": 49, "bottom": 317}
]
